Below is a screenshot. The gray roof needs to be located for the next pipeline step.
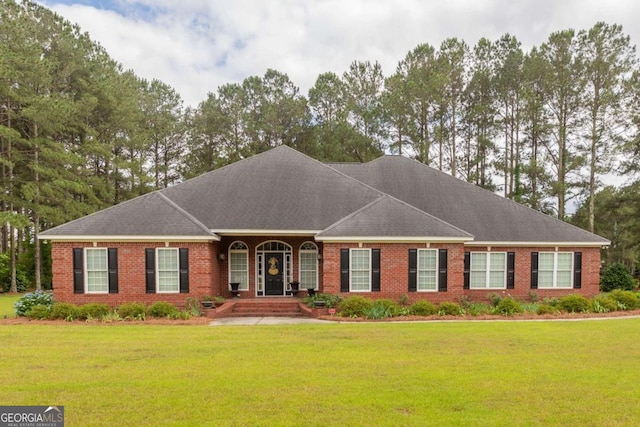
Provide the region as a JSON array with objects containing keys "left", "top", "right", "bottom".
[
  {"left": 40, "top": 146, "right": 609, "bottom": 245},
  {"left": 330, "top": 155, "right": 609, "bottom": 244},
  {"left": 316, "top": 195, "right": 472, "bottom": 240},
  {"left": 39, "top": 191, "right": 215, "bottom": 238}
]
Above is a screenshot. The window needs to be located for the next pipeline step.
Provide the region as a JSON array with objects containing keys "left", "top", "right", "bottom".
[
  {"left": 157, "top": 248, "right": 179, "bottom": 293},
  {"left": 229, "top": 241, "right": 248, "bottom": 291},
  {"left": 470, "top": 252, "right": 506, "bottom": 289},
  {"left": 417, "top": 249, "right": 437, "bottom": 291},
  {"left": 299, "top": 242, "right": 318, "bottom": 290},
  {"left": 350, "top": 249, "right": 371, "bottom": 292},
  {"left": 85, "top": 248, "right": 108, "bottom": 293},
  {"left": 538, "top": 252, "right": 573, "bottom": 288}
]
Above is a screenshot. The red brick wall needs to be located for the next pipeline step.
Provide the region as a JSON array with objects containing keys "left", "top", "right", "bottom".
[
  {"left": 51, "top": 240, "right": 602, "bottom": 306},
  {"left": 51, "top": 241, "right": 219, "bottom": 308},
  {"left": 322, "top": 243, "right": 601, "bottom": 303}
]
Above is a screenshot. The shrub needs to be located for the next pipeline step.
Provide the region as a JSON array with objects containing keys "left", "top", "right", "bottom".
[
  {"left": 371, "top": 299, "right": 401, "bottom": 317},
  {"left": 558, "top": 294, "right": 590, "bottom": 313},
  {"left": 487, "top": 293, "right": 503, "bottom": 307},
  {"left": 607, "top": 289, "right": 639, "bottom": 311},
  {"left": 409, "top": 300, "right": 437, "bottom": 316},
  {"left": 117, "top": 302, "right": 147, "bottom": 320},
  {"left": 77, "top": 303, "right": 112, "bottom": 320},
  {"left": 14, "top": 291, "right": 53, "bottom": 316},
  {"left": 50, "top": 303, "right": 80, "bottom": 321},
  {"left": 304, "top": 293, "right": 343, "bottom": 309},
  {"left": 147, "top": 301, "right": 180, "bottom": 318},
  {"left": 438, "top": 301, "right": 462, "bottom": 316},
  {"left": 464, "top": 302, "right": 491, "bottom": 316},
  {"left": 536, "top": 304, "right": 558, "bottom": 315},
  {"left": 338, "top": 296, "right": 372, "bottom": 317},
  {"left": 600, "top": 263, "right": 636, "bottom": 292},
  {"left": 591, "top": 295, "right": 618, "bottom": 313},
  {"left": 364, "top": 303, "right": 389, "bottom": 320},
  {"left": 26, "top": 304, "right": 51, "bottom": 320},
  {"left": 494, "top": 297, "right": 523, "bottom": 316}
]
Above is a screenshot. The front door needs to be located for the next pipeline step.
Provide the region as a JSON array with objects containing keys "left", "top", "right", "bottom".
[{"left": 265, "top": 253, "right": 284, "bottom": 295}]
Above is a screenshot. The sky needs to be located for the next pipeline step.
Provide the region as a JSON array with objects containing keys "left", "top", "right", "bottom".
[{"left": 38, "top": 0, "right": 640, "bottom": 108}]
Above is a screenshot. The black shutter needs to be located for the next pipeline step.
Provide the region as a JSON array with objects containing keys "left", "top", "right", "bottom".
[
  {"left": 438, "top": 249, "right": 448, "bottom": 292},
  {"left": 371, "top": 249, "right": 381, "bottom": 292},
  {"left": 340, "top": 249, "right": 349, "bottom": 292},
  {"left": 506, "top": 252, "right": 515, "bottom": 290},
  {"left": 463, "top": 252, "right": 470, "bottom": 290},
  {"left": 145, "top": 248, "right": 156, "bottom": 294},
  {"left": 73, "top": 248, "right": 84, "bottom": 294},
  {"left": 408, "top": 249, "right": 417, "bottom": 292},
  {"left": 573, "top": 252, "right": 582, "bottom": 289},
  {"left": 179, "top": 248, "right": 189, "bottom": 293},
  {"left": 530, "top": 252, "right": 539, "bottom": 289},
  {"left": 108, "top": 248, "right": 118, "bottom": 294}
]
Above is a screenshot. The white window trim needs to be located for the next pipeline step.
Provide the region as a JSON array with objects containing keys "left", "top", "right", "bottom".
[
  {"left": 229, "top": 241, "right": 249, "bottom": 291},
  {"left": 299, "top": 242, "right": 319, "bottom": 291},
  {"left": 350, "top": 248, "right": 371, "bottom": 292},
  {"left": 538, "top": 252, "right": 573, "bottom": 289},
  {"left": 84, "top": 247, "right": 108, "bottom": 294},
  {"left": 156, "top": 247, "right": 179, "bottom": 294},
  {"left": 417, "top": 249, "right": 438, "bottom": 292},
  {"left": 470, "top": 252, "right": 507, "bottom": 290}
]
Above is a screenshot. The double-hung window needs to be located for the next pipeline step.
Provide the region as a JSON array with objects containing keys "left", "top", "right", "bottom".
[
  {"left": 538, "top": 252, "right": 573, "bottom": 288},
  {"left": 85, "top": 248, "right": 108, "bottom": 293},
  {"left": 157, "top": 248, "right": 179, "bottom": 293},
  {"left": 299, "top": 242, "right": 318, "bottom": 290},
  {"left": 417, "top": 249, "right": 438, "bottom": 291},
  {"left": 470, "top": 252, "right": 506, "bottom": 289},
  {"left": 350, "top": 249, "right": 371, "bottom": 291},
  {"left": 229, "top": 241, "right": 249, "bottom": 291}
]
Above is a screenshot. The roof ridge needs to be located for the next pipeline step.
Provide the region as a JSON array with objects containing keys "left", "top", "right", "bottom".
[{"left": 155, "top": 192, "right": 216, "bottom": 236}]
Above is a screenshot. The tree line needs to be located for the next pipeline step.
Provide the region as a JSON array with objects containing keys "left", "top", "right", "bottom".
[{"left": 2, "top": 0, "right": 640, "bottom": 291}]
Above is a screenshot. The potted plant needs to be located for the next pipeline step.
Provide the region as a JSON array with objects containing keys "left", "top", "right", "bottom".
[
  {"left": 200, "top": 295, "right": 214, "bottom": 309},
  {"left": 289, "top": 280, "right": 300, "bottom": 297},
  {"left": 213, "top": 295, "right": 226, "bottom": 307}
]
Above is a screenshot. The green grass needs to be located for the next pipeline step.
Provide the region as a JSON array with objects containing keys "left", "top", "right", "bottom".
[
  {"left": 1, "top": 320, "right": 639, "bottom": 426},
  {"left": 0, "top": 293, "right": 21, "bottom": 318}
]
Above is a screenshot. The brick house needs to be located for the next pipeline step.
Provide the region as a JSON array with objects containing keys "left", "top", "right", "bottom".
[{"left": 39, "top": 146, "right": 609, "bottom": 306}]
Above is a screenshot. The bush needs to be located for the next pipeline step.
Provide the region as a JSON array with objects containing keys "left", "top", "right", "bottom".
[
  {"left": 607, "top": 289, "right": 639, "bottom": 311},
  {"left": 77, "top": 303, "right": 112, "bottom": 320},
  {"left": 117, "top": 302, "right": 147, "bottom": 320},
  {"left": 338, "top": 296, "right": 372, "bottom": 317},
  {"left": 494, "top": 297, "right": 523, "bottom": 316},
  {"left": 147, "top": 301, "right": 180, "bottom": 318},
  {"left": 464, "top": 302, "right": 491, "bottom": 316},
  {"left": 14, "top": 291, "right": 53, "bottom": 316},
  {"left": 370, "top": 299, "right": 401, "bottom": 317},
  {"left": 409, "top": 300, "right": 437, "bottom": 316},
  {"left": 558, "top": 294, "right": 590, "bottom": 313},
  {"left": 26, "top": 304, "right": 51, "bottom": 320},
  {"left": 50, "top": 303, "right": 80, "bottom": 320},
  {"left": 438, "top": 301, "right": 462, "bottom": 316},
  {"left": 600, "top": 263, "right": 636, "bottom": 292},
  {"left": 304, "top": 293, "right": 343, "bottom": 309},
  {"left": 536, "top": 304, "right": 559, "bottom": 315},
  {"left": 591, "top": 295, "right": 618, "bottom": 313}
]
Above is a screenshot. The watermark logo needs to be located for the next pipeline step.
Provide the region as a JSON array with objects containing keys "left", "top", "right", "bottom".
[{"left": 0, "top": 406, "right": 64, "bottom": 427}]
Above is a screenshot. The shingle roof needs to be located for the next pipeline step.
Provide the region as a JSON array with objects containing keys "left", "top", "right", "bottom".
[
  {"left": 39, "top": 191, "right": 216, "bottom": 239},
  {"left": 316, "top": 195, "right": 472, "bottom": 240},
  {"left": 330, "top": 155, "right": 609, "bottom": 244},
  {"left": 39, "top": 146, "right": 609, "bottom": 245}
]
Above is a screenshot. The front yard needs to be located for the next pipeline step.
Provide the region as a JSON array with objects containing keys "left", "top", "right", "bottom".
[{"left": 1, "top": 319, "right": 639, "bottom": 426}]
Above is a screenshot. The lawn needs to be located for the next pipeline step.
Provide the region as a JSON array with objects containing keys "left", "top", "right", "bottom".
[
  {"left": 1, "top": 319, "right": 639, "bottom": 426},
  {"left": 0, "top": 293, "right": 20, "bottom": 318}
]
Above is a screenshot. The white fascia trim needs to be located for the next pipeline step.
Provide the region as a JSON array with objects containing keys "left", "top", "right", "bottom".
[
  {"left": 213, "top": 229, "right": 321, "bottom": 236},
  {"left": 37, "top": 235, "right": 220, "bottom": 242},
  {"left": 315, "top": 236, "right": 473, "bottom": 243},
  {"left": 465, "top": 241, "right": 610, "bottom": 248}
]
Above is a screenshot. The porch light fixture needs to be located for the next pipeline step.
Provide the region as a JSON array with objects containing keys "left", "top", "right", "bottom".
[
  {"left": 317, "top": 252, "right": 322, "bottom": 261},
  {"left": 218, "top": 253, "right": 226, "bottom": 262}
]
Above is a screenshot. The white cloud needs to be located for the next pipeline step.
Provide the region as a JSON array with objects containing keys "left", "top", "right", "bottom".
[{"left": 41, "top": 0, "right": 640, "bottom": 107}]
